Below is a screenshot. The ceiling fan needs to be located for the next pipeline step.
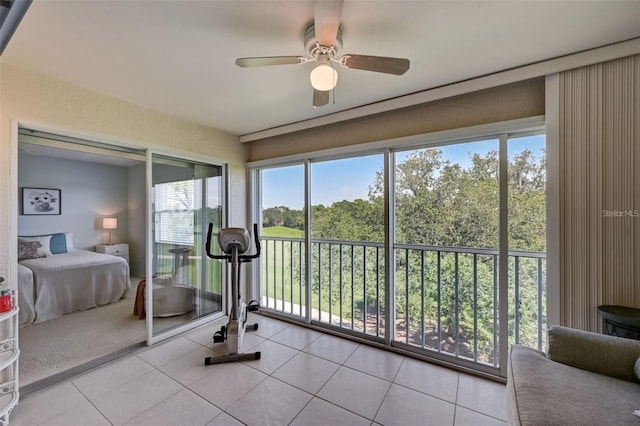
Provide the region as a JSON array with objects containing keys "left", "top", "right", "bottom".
[{"left": 235, "top": 0, "right": 410, "bottom": 107}]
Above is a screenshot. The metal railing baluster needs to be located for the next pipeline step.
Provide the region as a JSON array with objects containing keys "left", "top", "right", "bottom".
[
  {"left": 265, "top": 240, "right": 270, "bottom": 308},
  {"left": 299, "top": 241, "right": 303, "bottom": 316},
  {"left": 290, "top": 241, "right": 293, "bottom": 315},
  {"left": 329, "top": 243, "right": 333, "bottom": 325},
  {"left": 257, "top": 236, "right": 545, "bottom": 368},
  {"left": 376, "top": 246, "right": 380, "bottom": 337},
  {"left": 273, "top": 240, "right": 277, "bottom": 310},
  {"left": 280, "top": 240, "right": 285, "bottom": 312},
  {"left": 420, "top": 250, "right": 425, "bottom": 348},
  {"left": 351, "top": 244, "right": 355, "bottom": 330},
  {"left": 405, "top": 248, "right": 409, "bottom": 344},
  {"left": 493, "top": 255, "right": 498, "bottom": 367},
  {"left": 318, "top": 243, "right": 322, "bottom": 321},
  {"left": 454, "top": 252, "right": 460, "bottom": 357},
  {"left": 537, "top": 257, "right": 543, "bottom": 350},
  {"left": 473, "top": 253, "right": 478, "bottom": 362},
  {"left": 363, "top": 246, "right": 367, "bottom": 334},
  {"left": 437, "top": 250, "right": 442, "bottom": 353},
  {"left": 514, "top": 256, "right": 520, "bottom": 345},
  {"left": 339, "top": 244, "right": 343, "bottom": 328}
]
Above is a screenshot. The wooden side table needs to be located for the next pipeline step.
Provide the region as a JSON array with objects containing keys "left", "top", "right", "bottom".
[{"left": 597, "top": 305, "right": 640, "bottom": 340}]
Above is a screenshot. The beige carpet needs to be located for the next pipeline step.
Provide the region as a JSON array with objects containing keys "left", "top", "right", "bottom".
[{"left": 19, "top": 278, "right": 189, "bottom": 386}]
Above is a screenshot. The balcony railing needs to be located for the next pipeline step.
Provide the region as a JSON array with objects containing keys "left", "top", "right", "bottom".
[{"left": 260, "top": 236, "right": 546, "bottom": 368}]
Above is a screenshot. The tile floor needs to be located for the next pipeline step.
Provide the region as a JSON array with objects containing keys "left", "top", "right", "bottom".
[{"left": 12, "top": 313, "right": 507, "bottom": 425}]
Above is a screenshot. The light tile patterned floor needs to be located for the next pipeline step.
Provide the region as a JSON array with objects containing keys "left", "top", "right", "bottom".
[{"left": 12, "top": 314, "right": 507, "bottom": 425}]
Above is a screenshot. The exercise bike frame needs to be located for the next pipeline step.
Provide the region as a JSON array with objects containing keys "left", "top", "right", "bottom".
[{"left": 203, "top": 223, "right": 261, "bottom": 365}]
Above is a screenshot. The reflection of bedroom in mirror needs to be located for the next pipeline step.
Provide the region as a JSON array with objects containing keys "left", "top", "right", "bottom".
[{"left": 17, "top": 128, "right": 225, "bottom": 390}]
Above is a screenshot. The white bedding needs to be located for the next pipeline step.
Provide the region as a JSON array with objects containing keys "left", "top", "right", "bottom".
[
  {"left": 19, "top": 249, "right": 130, "bottom": 324},
  {"left": 18, "top": 264, "right": 36, "bottom": 326}
]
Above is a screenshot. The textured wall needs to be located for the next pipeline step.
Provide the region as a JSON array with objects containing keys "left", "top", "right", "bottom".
[
  {"left": 18, "top": 153, "right": 132, "bottom": 250},
  {"left": 0, "top": 63, "right": 246, "bottom": 287},
  {"left": 559, "top": 55, "right": 640, "bottom": 331},
  {"left": 247, "top": 78, "right": 545, "bottom": 161}
]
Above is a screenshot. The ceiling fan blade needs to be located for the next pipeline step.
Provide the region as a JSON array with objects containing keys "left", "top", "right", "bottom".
[
  {"left": 314, "top": 0, "right": 343, "bottom": 47},
  {"left": 313, "top": 89, "right": 330, "bottom": 107},
  {"left": 341, "top": 54, "right": 410, "bottom": 75},
  {"left": 236, "top": 56, "right": 306, "bottom": 68}
]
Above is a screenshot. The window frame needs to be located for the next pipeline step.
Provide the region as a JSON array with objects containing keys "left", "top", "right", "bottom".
[{"left": 248, "top": 116, "right": 547, "bottom": 378}]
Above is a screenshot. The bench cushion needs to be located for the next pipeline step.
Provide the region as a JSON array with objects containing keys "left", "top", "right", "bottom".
[{"left": 507, "top": 344, "right": 640, "bottom": 425}]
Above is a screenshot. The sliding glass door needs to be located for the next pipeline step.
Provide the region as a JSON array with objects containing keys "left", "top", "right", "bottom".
[
  {"left": 252, "top": 127, "right": 546, "bottom": 377},
  {"left": 310, "top": 155, "right": 385, "bottom": 335},
  {"left": 13, "top": 127, "right": 228, "bottom": 383},
  {"left": 259, "top": 164, "right": 306, "bottom": 316},
  {"left": 392, "top": 134, "right": 546, "bottom": 374},
  {"left": 392, "top": 140, "right": 501, "bottom": 367},
  {"left": 150, "top": 155, "right": 224, "bottom": 336}
]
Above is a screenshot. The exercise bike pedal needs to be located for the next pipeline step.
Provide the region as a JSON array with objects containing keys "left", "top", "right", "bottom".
[
  {"left": 212, "top": 327, "right": 226, "bottom": 343},
  {"left": 247, "top": 300, "right": 260, "bottom": 312}
]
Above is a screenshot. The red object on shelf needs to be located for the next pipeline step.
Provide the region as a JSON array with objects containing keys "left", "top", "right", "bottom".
[{"left": 0, "top": 291, "right": 12, "bottom": 313}]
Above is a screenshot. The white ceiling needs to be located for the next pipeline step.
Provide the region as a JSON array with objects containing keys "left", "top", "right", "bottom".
[{"left": 3, "top": 1, "right": 640, "bottom": 138}]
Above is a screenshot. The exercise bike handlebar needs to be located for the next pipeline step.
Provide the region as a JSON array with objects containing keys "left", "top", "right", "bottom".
[{"left": 205, "top": 223, "right": 261, "bottom": 261}]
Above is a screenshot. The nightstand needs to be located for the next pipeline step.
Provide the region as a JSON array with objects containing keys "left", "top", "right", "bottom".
[{"left": 96, "top": 243, "right": 129, "bottom": 264}]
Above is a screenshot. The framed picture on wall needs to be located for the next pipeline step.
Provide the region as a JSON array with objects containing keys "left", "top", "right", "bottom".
[{"left": 22, "top": 187, "right": 62, "bottom": 215}]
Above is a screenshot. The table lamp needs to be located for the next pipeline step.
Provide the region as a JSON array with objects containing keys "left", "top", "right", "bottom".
[{"left": 102, "top": 217, "right": 117, "bottom": 245}]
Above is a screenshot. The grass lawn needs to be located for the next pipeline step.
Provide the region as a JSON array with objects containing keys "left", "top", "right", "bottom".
[
  {"left": 260, "top": 228, "right": 355, "bottom": 319},
  {"left": 262, "top": 226, "right": 304, "bottom": 238},
  {"left": 261, "top": 229, "right": 313, "bottom": 314},
  {"left": 261, "top": 238, "right": 305, "bottom": 311}
]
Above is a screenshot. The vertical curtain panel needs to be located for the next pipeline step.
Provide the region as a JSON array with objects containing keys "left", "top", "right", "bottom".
[{"left": 559, "top": 55, "right": 640, "bottom": 331}]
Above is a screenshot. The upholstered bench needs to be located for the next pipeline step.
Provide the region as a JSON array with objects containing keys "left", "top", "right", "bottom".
[{"left": 507, "top": 325, "right": 640, "bottom": 425}]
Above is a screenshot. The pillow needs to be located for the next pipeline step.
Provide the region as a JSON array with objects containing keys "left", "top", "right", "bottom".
[
  {"left": 18, "top": 240, "right": 45, "bottom": 261},
  {"left": 65, "top": 232, "right": 74, "bottom": 250},
  {"left": 18, "top": 235, "right": 52, "bottom": 258},
  {"left": 18, "top": 233, "right": 69, "bottom": 254},
  {"left": 49, "top": 232, "right": 68, "bottom": 254},
  {"left": 635, "top": 357, "right": 640, "bottom": 382}
]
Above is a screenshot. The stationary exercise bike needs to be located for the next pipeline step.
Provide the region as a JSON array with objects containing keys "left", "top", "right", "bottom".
[{"left": 204, "top": 223, "right": 261, "bottom": 365}]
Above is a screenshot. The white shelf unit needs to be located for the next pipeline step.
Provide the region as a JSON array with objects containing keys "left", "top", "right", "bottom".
[{"left": 0, "top": 304, "right": 19, "bottom": 426}]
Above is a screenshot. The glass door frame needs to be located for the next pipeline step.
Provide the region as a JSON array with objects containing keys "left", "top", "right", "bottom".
[
  {"left": 9, "top": 121, "right": 230, "bottom": 354},
  {"left": 145, "top": 150, "right": 229, "bottom": 345}
]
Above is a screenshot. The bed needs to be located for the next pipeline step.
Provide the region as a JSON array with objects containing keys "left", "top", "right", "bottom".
[
  {"left": 18, "top": 248, "right": 130, "bottom": 325},
  {"left": 18, "top": 264, "right": 36, "bottom": 326}
]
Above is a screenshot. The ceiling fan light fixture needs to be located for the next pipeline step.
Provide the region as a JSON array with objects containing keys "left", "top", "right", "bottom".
[
  {"left": 310, "top": 63, "right": 338, "bottom": 91},
  {"left": 234, "top": 1, "right": 410, "bottom": 107}
]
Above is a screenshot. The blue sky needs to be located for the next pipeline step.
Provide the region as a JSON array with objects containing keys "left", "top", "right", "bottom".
[{"left": 262, "top": 135, "right": 545, "bottom": 210}]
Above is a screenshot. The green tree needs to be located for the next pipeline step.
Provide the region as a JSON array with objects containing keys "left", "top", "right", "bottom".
[{"left": 262, "top": 143, "right": 546, "bottom": 358}]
